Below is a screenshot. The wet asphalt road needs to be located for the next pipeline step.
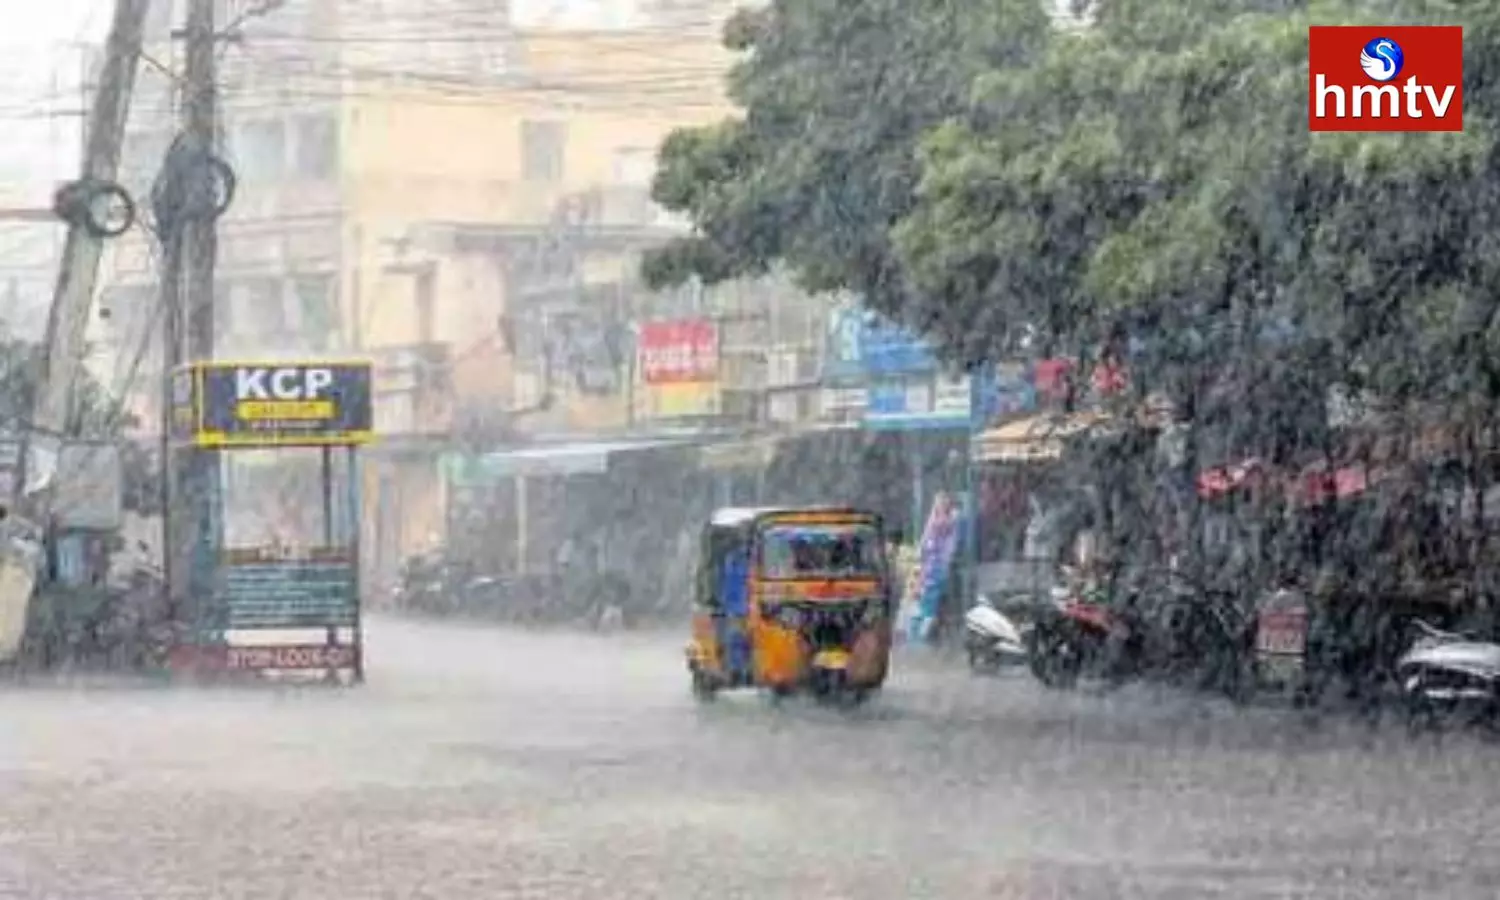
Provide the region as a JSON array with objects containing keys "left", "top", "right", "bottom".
[{"left": 2, "top": 616, "right": 1498, "bottom": 899}]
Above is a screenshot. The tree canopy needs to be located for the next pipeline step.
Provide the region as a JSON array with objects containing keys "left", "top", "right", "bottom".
[
  {"left": 648, "top": 0, "right": 1500, "bottom": 426},
  {"left": 644, "top": 0, "right": 1051, "bottom": 324}
]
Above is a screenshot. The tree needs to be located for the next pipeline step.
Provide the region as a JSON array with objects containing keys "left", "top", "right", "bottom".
[
  {"left": 0, "top": 338, "right": 156, "bottom": 514},
  {"left": 650, "top": 0, "right": 1500, "bottom": 425},
  {"left": 644, "top": 0, "right": 1050, "bottom": 335},
  {"left": 896, "top": 0, "right": 1500, "bottom": 416},
  {"left": 0, "top": 338, "right": 130, "bottom": 438}
]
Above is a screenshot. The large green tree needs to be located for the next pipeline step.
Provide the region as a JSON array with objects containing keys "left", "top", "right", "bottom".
[
  {"left": 897, "top": 0, "right": 1500, "bottom": 415},
  {"left": 650, "top": 0, "right": 1500, "bottom": 428},
  {"left": 643, "top": 0, "right": 1050, "bottom": 334}
]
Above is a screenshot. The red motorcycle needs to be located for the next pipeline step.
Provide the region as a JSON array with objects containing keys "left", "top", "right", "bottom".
[
  {"left": 1028, "top": 567, "right": 1254, "bottom": 696},
  {"left": 1027, "top": 571, "right": 1148, "bottom": 690}
]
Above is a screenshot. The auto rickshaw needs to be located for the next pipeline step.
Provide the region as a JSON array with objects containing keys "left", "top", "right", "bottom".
[{"left": 685, "top": 506, "right": 894, "bottom": 703}]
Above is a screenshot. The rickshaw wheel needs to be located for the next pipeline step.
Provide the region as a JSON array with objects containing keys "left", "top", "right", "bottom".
[
  {"left": 690, "top": 668, "right": 718, "bottom": 702},
  {"left": 809, "top": 669, "right": 849, "bottom": 703}
]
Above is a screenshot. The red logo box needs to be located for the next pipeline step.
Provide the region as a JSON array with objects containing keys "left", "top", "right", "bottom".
[{"left": 1308, "top": 26, "right": 1463, "bottom": 132}]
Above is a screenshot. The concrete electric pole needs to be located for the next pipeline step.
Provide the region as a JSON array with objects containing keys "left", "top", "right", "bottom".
[
  {"left": 0, "top": 0, "right": 153, "bottom": 665},
  {"left": 162, "top": 0, "right": 223, "bottom": 636}
]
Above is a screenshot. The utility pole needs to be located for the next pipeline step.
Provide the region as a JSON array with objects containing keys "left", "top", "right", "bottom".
[
  {"left": 165, "top": 0, "right": 222, "bottom": 640},
  {"left": 0, "top": 0, "right": 152, "bottom": 665}
]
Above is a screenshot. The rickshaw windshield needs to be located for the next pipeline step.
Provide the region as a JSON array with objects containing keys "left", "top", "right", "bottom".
[{"left": 758, "top": 523, "right": 882, "bottom": 579}]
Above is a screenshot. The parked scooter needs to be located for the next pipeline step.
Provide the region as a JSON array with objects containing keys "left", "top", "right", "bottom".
[
  {"left": 1395, "top": 618, "right": 1500, "bottom": 731},
  {"left": 963, "top": 593, "right": 1033, "bottom": 673}
]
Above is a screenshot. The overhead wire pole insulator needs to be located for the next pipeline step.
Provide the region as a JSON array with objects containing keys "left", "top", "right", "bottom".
[{"left": 0, "top": 0, "right": 154, "bottom": 666}]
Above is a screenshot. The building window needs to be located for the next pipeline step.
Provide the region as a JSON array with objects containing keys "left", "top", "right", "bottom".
[
  {"left": 292, "top": 115, "right": 338, "bottom": 180},
  {"left": 520, "top": 120, "right": 566, "bottom": 182},
  {"left": 414, "top": 268, "right": 435, "bottom": 344},
  {"left": 230, "top": 119, "right": 286, "bottom": 181}
]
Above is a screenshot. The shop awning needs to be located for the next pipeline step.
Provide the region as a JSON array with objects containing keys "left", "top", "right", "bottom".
[
  {"left": 443, "top": 439, "right": 685, "bottom": 484},
  {"left": 972, "top": 411, "right": 1115, "bottom": 463},
  {"left": 698, "top": 423, "right": 859, "bottom": 472},
  {"left": 699, "top": 435, "right": 781, "bottom": 471}
]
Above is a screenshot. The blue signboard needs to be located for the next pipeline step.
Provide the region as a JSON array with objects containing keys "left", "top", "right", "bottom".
[
  {"left": 822, "top": 305, "right": 867, "bottom": 383},
  {"left": 178, "top": 360, "right": 374, "bottom": 448},
  {"left": 973, "top": 361, "right": 1037, "bottom": 425},
  {"left": 822, "top": 304, "right": 997, "bottom": 431},
  {"left": 214, "top": 547, "right": 357, "bottom": 630},
  {"left": 859, "top": 317, "right": 936, "bottom": 375},
  {"left": 821, "top": 306, "right": 938, "bottom": 382},
  {"left": 863, "top": 374, "right": 981, "bottom": 431}
]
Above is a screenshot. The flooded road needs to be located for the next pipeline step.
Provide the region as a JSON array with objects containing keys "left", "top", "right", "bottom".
[{"left": 2, "top": 616, "right": 1498, "bottom": 898}]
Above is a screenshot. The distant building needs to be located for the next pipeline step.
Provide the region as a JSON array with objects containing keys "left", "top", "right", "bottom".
[{"left": 95, "top": 0, "right": 839, "bottom": 580}]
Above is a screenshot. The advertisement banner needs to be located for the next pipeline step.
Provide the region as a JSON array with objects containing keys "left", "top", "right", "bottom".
[
  {"left": 822, "top": 304, "right": 867, "bottom": 383},
  {"left": 863, "top": 375, "right": 974, "bottom": 431},
  {"left": 213, "top": 545, "right": 358, "bottom": 630},
  {"left": 860, "top": 316, "right": 937, "bottom": 375},
  {"left": 649, "top": 382, "right": 721, "bottom": 419},
  {"left": 987, "top": 361, "right": 1037, "bottom": 421},
  {"left": 639, "top": 319, "right": 718, "bottom": 384},
  {"left": 900, "top": 491, "right": 968, "bottom": 642},
  {"left": 181, "top": 361, "right": 374, "bottom": 448}
]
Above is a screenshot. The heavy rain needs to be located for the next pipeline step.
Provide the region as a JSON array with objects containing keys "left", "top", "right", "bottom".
[{"left": 1, "top": 0, "right": 1498, "bottom": 897}]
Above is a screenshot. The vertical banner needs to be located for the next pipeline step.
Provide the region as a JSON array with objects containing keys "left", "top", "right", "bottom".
[
  {"left": 900, "top": 491, "right": 968, "bottom": 643},
  {"left": 638, "top": 319, "right": 720, "bottom": 419}
]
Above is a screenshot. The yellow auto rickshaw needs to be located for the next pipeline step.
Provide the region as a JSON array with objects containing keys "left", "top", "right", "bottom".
[{"left": 685, "top": 506, "right": 894, "bottom": 703}]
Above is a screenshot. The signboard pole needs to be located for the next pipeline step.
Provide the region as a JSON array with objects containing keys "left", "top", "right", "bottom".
[
  {"left": 347, "top": 445, "right": 364, "bottom": 684},
  {"left": 320, "top": 446, "right": 336, "bottom": 684}
]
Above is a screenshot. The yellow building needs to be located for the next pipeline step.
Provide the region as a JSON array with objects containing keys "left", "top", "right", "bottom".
[
  {"left": 96, "top": 1, "right": 749, "bottom": 582},
  {"left": 341, "top": 20, "right": 741, "bottom": 578}
]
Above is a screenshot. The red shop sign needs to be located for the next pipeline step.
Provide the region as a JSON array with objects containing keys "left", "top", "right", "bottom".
[{"left": 638, "top": 319, "right": 718, "bottom": 384}]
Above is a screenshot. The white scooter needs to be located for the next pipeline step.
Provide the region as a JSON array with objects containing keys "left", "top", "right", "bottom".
[
  {"left": 1395, "top": 619, "right": 1500, "bottom": 730},
  {"left": 963, "top": 593, "right": 1034, "bottom": 674}
]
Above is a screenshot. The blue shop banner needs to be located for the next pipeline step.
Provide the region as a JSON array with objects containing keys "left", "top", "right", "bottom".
[
  {"left": 821, "top": 305, "right": 938, "bottom": 383},
  {"left": 822, "top": 304, "right": 867, "bottom": 383},
  {"left": 863, "top": 375, "right": 978, "bottom": 431},
  {"left": 968, "top": 360, "right": 1038, "bottom": 428},
  {"left": 860, "top": 317, "right": 937, "bottom": 375}
]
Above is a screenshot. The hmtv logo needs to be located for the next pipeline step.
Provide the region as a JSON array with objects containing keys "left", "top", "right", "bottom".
[{"left": 1308, "top": 26, "right": 1463, "bottom": 132}]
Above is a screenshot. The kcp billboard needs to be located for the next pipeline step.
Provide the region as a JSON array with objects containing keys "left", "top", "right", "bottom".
[{"left": 174, "top": 361, "right": 375, "bottom": 448}]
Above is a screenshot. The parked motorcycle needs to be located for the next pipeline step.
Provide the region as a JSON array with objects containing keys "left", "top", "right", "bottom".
[
  {"left": 392, "top": 553, "right": 455, "bottom": 615},
  {"left": 963, "top": 593, "right": 1033, "bottom": 674},
  {"left": 1396, "top": 618, "right": 1500, "bottom": 731},
  {"left": 1026, "top": 573, "right": 1147, "bottom": 690}
]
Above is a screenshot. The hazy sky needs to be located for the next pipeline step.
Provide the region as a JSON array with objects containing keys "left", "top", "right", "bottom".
[{"left": 0, "top": 0, "right": 108, "bottom": 197}]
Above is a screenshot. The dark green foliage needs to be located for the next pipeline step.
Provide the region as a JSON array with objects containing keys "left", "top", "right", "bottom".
[{"left": 649, "top": 0, "right": 1500, "bottom": 417}]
